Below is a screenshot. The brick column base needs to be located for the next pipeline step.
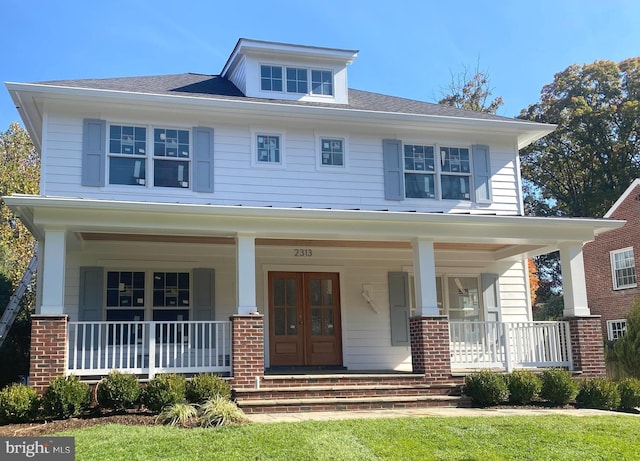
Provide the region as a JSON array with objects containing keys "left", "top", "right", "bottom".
[
  {"left": 230, "top": 314, "right": 264, "bottom": 389},
  {"left": 410, "top": 315, "right": 453, "bottom": 383},
  {"left": 567, "top": 316, "right": 606, "bottom": 377},
  {"left": 29, "top": 315, "right": 68, "bottom": 393}
]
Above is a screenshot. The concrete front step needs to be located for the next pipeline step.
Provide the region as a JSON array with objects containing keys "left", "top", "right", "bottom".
[{"left": 238, "top": 395, "right": 470, "bottom": 414}]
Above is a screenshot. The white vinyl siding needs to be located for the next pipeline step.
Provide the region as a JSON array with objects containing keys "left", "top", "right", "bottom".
[{"left": 42, "top": 108, "right": 520, "bottom": 214}]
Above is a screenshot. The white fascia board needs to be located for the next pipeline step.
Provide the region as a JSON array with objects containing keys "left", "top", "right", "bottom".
[
  {"left": 4, "top": 196, "right": 624, "bottom": 246},
  {"left": 6, "top": 82, "right": 555, "bottom": 149},
  {"left": 603, "top": 178, "right": 640, "bottom": 218}
]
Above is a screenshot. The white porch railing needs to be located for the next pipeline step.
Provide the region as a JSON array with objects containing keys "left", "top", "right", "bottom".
[
  {"left": 68, "top": 321, "right": 232, "bottom": 378},
  {"left": 449, "top": 321, "right": 572, "bottom": 372}
]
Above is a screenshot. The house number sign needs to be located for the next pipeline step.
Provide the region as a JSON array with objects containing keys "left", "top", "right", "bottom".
[{"left": 294, "top": 249, "right": 313, "bottom": 257}]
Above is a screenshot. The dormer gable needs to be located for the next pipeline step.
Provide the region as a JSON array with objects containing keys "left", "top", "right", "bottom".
[{"left": 221, "top": 38, "right": 358, "bottom": 104}]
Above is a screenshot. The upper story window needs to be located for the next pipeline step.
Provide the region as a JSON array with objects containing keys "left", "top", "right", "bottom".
[
  {"left": 311, "top": 70, "right": 333, "bottom": 96},
  {"left": 320, "top": 138, "right": 344, "bottom": 166},
  {"left": 260, "top": 65, "right": 283, "bottom": 92},
  {"left": 611, "top": 248, "right": 637, "bottom": 290},
  {"left": 153, "top": 128, "right": 190, "bottom": 188},
  {"left": 286, "top": 67, "right": 308, "bottom": 94},
  {"left": 403, "top": 144, "right": 471, "bottom": 201},
  {"left": 107, "top": 124, "right": 191, "bottom": 189},
  {"left": 256, "top": 134, "right": 281, "bottom": 164},
  {"left": 109, "top": 125, "right": 147, "bottom": 186}
]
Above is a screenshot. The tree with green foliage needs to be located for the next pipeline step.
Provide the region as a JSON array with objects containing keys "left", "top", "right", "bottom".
[
  {"left": 519, "top": 58, "right": 640, "bottom": 304},
  {"left": 0, "top": 122, "right": 39, "bottom": 387},
  {"left": 519, "top": 58, "right": 640, "bottom": 218},
  {"left": 438, "top": 63, "right": 504, "bottom": 114},
  {"left": 614, "top": 298, "right": 640, "bottom": 378}
]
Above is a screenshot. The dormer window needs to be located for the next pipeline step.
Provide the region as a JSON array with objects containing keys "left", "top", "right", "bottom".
[
  {"left": 286, "top": 67, "right": 308, "bottom": 94},
  {"left": 311, "top": 70, "right": 333, "bottom": 96},
  {"left": 260, "top": 65, "right": 283, "bottom": 92}
]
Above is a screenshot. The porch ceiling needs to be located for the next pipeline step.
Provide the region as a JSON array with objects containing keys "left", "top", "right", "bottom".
[{"left": 4, "top": 196, "right": 624, "bottom": 259}]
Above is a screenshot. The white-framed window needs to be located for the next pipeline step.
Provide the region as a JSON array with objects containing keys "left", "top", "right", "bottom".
[
  {"left": 611, "top": 248, "right": 637, "bottom": 290},
  {"left": 108, "top": 125, "right": 147, "bottom": 186},
  {"left": 403, "top": 144, "right": 472, "bottom": 201},
  {"left": 607, "top": 319, "right": 627, "bottom": 341},
  {"left": 108, "top": 124, "right": 191, "bottom": 189},
  {"left": 311, "top": 70, "right": 333, "bottom": 96},
  {"left": 256, "top": 134, "right": 281, "bottom": 164},
  {"left": 319, "top": 137, "right": 345, "bottom": 167},
  {"left": 286, "top": 67, "right": 308, "bottom": 94},
  {"left": 260, "top": 65, "right": 283, "bottom": 92},
  {"left": 153, "top": 128, "right": 190, "bottom": 188}
]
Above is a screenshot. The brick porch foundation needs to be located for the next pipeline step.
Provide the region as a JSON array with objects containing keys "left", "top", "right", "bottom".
[
  {"left": 29, "top": 315, "right": 68, "bottom": 393},
  {"left": 230, "top": 314, "right": 264, "bottom": 388},
  {"left": 409, "top": 315, "right": 455, "bottom": 383},
  {"left": 567, "top": 316, "right": 606, "bottom": 377}
]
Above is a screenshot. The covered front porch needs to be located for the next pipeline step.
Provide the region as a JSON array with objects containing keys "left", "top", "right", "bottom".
[{"left": 5, "top": 196, "right": 623, "bottom": 391}]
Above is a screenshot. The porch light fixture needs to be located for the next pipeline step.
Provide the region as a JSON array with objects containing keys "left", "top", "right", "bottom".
[{"left": 361, "top": 284, "right": 378, "bottom": 313}]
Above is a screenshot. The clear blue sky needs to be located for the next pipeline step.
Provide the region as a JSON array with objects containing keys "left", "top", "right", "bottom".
[{"left": 1, "top": 0, "right": 639, "bottom": 131}]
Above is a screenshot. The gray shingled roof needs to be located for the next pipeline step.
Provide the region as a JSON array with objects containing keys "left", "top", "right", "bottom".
[{"left": 36, "top": 73, "right": 517, "bottom": 122}]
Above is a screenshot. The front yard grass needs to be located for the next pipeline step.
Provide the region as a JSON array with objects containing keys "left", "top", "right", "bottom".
[{"left": 60, "top": 415, "right": 640, "bottom": 461}]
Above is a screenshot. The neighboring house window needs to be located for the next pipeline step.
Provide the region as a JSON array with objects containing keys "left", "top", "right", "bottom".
[
  {"left": 311, "top": 70, "right": 333, "bottom": 95},
  {"left": 320, "top": 138, "right": 344, "bottom": 166},
  {"left": 403, "top": 144, "right": 471, "bottom": 201},
  {"left": 261, "top": 65, "right": 283, "bottom": 92},
  {"left": 286, "top": 67, "right": 308, "bottom": 93},
  {"left": 440, "top": 147, "right": 471, "bottom": 200},
  {"left": 607, "top": 319, "right": 627, "bottom": 341},
  {"left": 611, "top": 248, "right": 637, "bottom": 290},
  {"left": 153, "top": 128, "right": 190, "bottom": 188},
  {"left": 256, "top": 134, "right": 281, "bottom": 163},
  {"left": 108, "top": 125, "right": 147, "bottom": 186},
  {"left": 404, "top": 145, "right": 436, "bottom": 198}
]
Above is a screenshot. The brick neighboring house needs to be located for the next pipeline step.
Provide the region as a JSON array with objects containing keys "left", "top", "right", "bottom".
[{"left": 584, "top": 179, "right": 640, "bottom": 341}]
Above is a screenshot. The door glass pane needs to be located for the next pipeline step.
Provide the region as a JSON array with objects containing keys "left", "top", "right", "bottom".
[
  {"left": 287, "top": 307, "right": 297, "bottom": 335},
  {"left": 324, "top": 309, "right": 334, "bottom": 335},
  {"left": 274, "top": 308, "right": 285, "bottom": 335},
  {"left": 311, "top": 308, "right": 322, "bottom": 335},
  {"left": 273, "top": 279, "right": 284, "bottom": 306},
  {"left": 285, "top": 278, "right": 296, "bottom": 305},
  {"left": 321, "top": 279, "right": 333, "bottom": 305},
  {"left": 310, "top": 279, "right": 321, "bottom": 306}
]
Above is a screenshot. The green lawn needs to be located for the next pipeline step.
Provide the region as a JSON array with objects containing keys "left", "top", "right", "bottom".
[{"left": 60, "top": 415, "right": 640, "bottom": 461}]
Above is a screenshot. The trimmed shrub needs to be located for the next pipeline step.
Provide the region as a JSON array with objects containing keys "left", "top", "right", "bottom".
[
  {"left": 506, "top": 370, "right": 541, "bottom": 405},
  {"left": 539, "top": 368, "right": 578, "bottom": 406},
  {"left": 42, "top": 375, "right": 91, "bottom": 419},
  {"left": 96, "top": 371, "right": 141, "bottom": 411},
  {"left": 156, "top": 402, "right": 198, "bottom": 427},
  {"left": 143, "top": 374, "right": 186, "bottom": 413},
  {"left": 618, "top": 378, "right": 640, "bottom": 411},
  {"left": 0, "top": 384, "right": 40, "bottom": 424},
  {"left": 199, "top": 396, "right": 248, "bottom": 427},
  {"left": 576, "top": 378, "right": 620, "bottom": 410},
  {"left": 463, "top": 370, "right": 508, "bottom": 407},
  {"left": 186, "top": 374, "right": 231, "bottom": 404}
]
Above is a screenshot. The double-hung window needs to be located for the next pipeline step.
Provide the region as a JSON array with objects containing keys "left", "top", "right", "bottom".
[
  {"left": 403, "top": 144, "right": 471, "bottom": 201},
  {"left": 320, "top": 138, "right": 344, "bottom": 166},
  {"left": 153, "top": 128, "right": 190, "bottom": 188},
  {"left": 256, "top": 134, "right": 281, "bottom": 164},
  {"left": 611, "top": 248, "right": 637, "bottom": 290},
  {"left": 607, "top": 319, "right": 627, "bottom": 341},
  {"left": 108, "top": 125, "right": 147, "bottom": 186},
  {"left": 105, "top": 271, "right": 145, "bottom": 322}
]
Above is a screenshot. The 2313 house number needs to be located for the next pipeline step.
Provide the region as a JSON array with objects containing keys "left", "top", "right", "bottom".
[{"left": 294, "top": 249, "right": 313, "bottom": 257}]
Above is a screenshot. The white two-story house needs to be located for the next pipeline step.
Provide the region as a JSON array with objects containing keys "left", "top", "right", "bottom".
[{"left": 4, "top": 39, "right": 621, "bottom": 409}]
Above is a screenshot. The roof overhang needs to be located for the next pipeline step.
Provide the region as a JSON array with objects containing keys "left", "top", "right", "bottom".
[
  {"left": 4, "top": 195, "right": 624, "bottom": 260},
  {"left": 5, "top": 82, "right": 556, "bottom": 154}
]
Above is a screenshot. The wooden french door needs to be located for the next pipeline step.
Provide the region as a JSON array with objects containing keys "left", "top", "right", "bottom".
[{"left": 268, "top": 272, "right": 342, "bottom": 367}]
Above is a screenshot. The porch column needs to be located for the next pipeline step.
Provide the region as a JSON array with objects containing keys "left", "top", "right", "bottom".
[
  {"left": 559, "top": 241, "right": 606, "bottom": 376},
  {"left": 559, "top": 241, "right": 590, "bottom": 317},
  {"left": 409, "top": 316, "right": 455, "bottom": 383},
  {"left": 236, "top": 233, "right": 258, "bottom": 315},
  {"left": 29, "top": 315, "right": 68, "bottom": 393},
  {"left": 411, "top": 238, "right": 439, "bottom": 316},
  {"left": 230, "top": 314, "right": 264, "bottom": 388},
  {"left": 40, "top": 228, "right": 66, "bottom": 315}
]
